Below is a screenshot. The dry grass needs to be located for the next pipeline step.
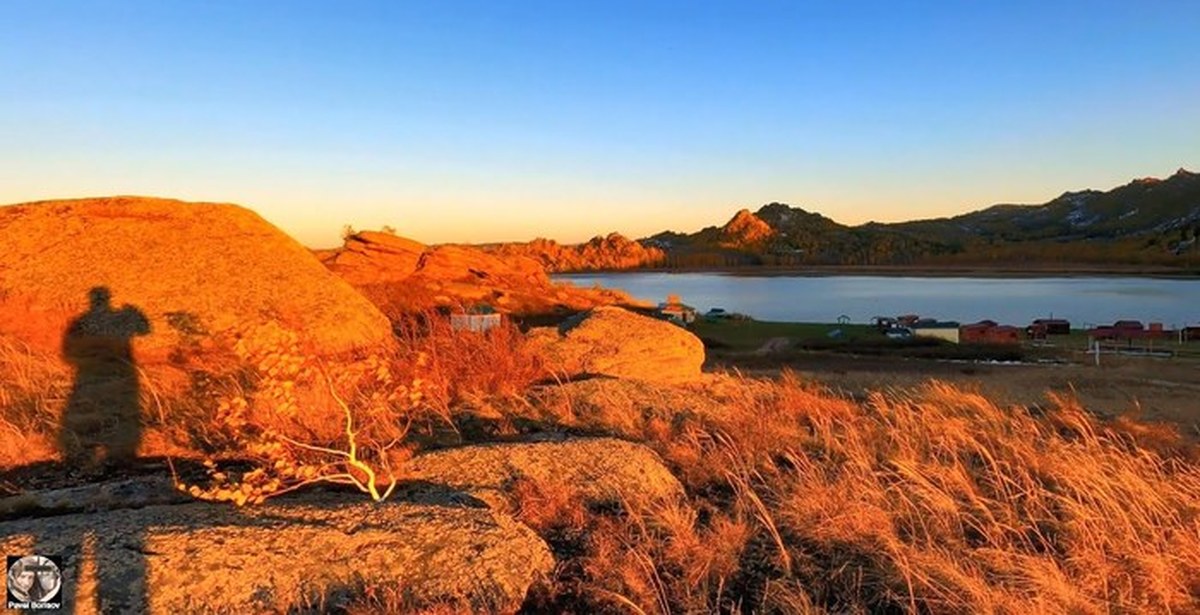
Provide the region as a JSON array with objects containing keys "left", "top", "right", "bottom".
[
  {"left": 0, "top": 337, "right": 64, "bottom": 467},
  {"left": 388, "top": 310, "right": 547, "bottom": 417},
  {"left": 500, "top": 372, "right": 1200, "bottom": 613},
  {"left": 4, "top": 315, "right": 1200, "bottom": 613}
]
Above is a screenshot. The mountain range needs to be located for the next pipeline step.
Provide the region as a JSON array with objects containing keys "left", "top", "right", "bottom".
[{"left": 488, "top": 168, "right": 1200, "bottom": 271}]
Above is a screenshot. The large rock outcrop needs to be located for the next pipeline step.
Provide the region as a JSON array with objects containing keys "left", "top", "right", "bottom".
[
  {"left": 319, "top": 231, "right": 639, "bottom": 315},
  {"left": 0, "top": 197, "right": 392, "bottom": 359},
  {"left": 322, "top": 230, "right": 427, "bottom": 283},
  {"left": 0, "top": 492, "right": 553, "bottom": 613},
  {"left": 483, "top": 233, "right": 666, "bottom": 272},
  {"left": 528, "top": 306, "right": 706, "bottom": 384}
]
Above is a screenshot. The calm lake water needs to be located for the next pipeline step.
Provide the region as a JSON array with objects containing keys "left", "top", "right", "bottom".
[{"left": 555, "top": 273, "right": 1200, "bottom": 328}]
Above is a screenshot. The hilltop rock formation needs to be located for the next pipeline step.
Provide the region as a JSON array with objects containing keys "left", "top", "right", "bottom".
[
  {"left": 321, "top": 230, "right": 427, "bottom": 282},
  {"left": 0, "top": 492, "right": 553, "bottom": 613},
  {"left": 319, "top": 231, "right": 640, "bottom": 315},
  {"left": 0, "top": 197, "right": 392, "bottom": 359},
  {"left": 527, "top": 306, "right": 705, "bottom": 384},
  {"left": 719, "top": 209, "right": 776, "bottom": 248},
  {"left": 482, "top": 233, "right": 666, "bottom": 272}
]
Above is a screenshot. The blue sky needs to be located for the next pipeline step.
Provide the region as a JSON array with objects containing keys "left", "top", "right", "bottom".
[{"left": 1, "top": 1, "right": 1197, "bottom": 247}]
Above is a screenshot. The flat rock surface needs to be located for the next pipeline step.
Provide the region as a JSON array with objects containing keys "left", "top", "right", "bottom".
[
  {"left": 528, "top": 306, "right": 706, "bottom": 384},
  {"left": 0, "top": 491, "right": 553, "bottom": 614},
  {"left": 0, "top": 475, "right": 188, "bottom": 521},
  {"left": 407, "top": 437, "right": 684, "bottom": 509}
]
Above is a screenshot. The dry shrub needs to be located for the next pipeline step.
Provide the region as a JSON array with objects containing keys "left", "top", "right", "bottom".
[
  {"left": 176, "top": 310, "right": 544, "bottom": 505},
  {"left": 389, "top": 309, "right": 546, "bottom": 416},
  {"left": 174, "top": 322, "right": 425, "bottom": 504},
  {"left": 515, "top": 372, "right": 1200, "bottom": 614}
]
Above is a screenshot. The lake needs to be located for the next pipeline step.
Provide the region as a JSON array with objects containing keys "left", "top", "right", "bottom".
[{"left": 554, "top": 272, "right": 1200, "bottom": 328}]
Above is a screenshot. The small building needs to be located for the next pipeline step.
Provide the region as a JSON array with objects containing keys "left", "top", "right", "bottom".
[
  {"left": 657, "top": 294, "right": 697, "bottom": 325},
  {"left": 962, "top": 321, "right": 1021, "bottom": 345},
  {"left": 1030, "top": 318, "right": 1071, "bottom": 335},
  {"left": 960, "top": 322, "right": 992, "bottom": 343},
  {"left": 911, "top": 321, "right": 961, "bottom": 344},
  {"left": 1088, "top": 320, "right": 1151, "bottom": 341},
  {"left": 988, "top": 325, "right": 1022, "bottom": 344},
  {"left": 450, "top": 305, "right": 502, "bottom": 333}
]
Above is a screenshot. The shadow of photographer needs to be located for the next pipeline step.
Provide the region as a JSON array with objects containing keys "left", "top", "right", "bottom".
[
  {"left": 59, "top": 286, "right": 151, "bottom": 469},
  {"left": 31, "top": 286, "right": 152, "bottom": 613}
]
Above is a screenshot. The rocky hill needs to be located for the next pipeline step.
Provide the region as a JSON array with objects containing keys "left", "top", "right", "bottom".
[
  {"left": 647, "top": 202, "right": 954, "bottom": 267},
  {"left": 554, "top": 168, "right": 1200, "bottom": 270},
  {"left": 895, "top": 168, "right": 1200, "bottom": 242},
  {"left": 316, "top": 231, "right": 640, "bottom": 316}
]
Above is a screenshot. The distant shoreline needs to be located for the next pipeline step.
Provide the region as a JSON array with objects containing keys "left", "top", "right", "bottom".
[{"left": 554, "top": 265, "right": 1200, "bottom": 280}]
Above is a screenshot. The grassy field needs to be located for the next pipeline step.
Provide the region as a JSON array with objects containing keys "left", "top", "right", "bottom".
[
  {"left": 693, "top": 318, "right": 1028, "bottom": 361},
  {"left": 691, "top": 317, "right": 1200, "bottom": 436},
  {"left": 690, "top": 319, "right": 882, "bottom": 352},
  {"left": 695, "top": 317, "right": 1200, "bottom": 360}
]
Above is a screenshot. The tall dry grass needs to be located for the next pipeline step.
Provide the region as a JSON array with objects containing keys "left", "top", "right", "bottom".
[
  {"left": 0, "top": 337, "right": 65, "bottom": 467},
  {"left": 388, "top": 310, "right": 547, "bottom": 417},
  {"left": 499, "top": 372, "right": 1200, "bottom": 613}
]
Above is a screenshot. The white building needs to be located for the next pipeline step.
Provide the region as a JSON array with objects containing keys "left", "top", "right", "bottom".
[{"left": 450, "top": 306, "right": 502, "bottom": 333}]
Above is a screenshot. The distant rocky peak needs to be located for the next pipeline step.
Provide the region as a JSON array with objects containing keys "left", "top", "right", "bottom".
[
  {"left": 724, "top": 208, "right": 764, "bottom": 229},
  {"left": 720, "top": 208, "right": 775, "bottom": 245}
]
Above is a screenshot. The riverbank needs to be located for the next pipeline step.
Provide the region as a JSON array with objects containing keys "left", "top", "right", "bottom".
[{"left": 557, "top": 263, "right": 1200, "bottom": 279}]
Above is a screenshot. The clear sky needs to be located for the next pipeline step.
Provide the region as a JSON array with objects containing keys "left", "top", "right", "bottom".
[{"left": 2, "top": 1, "right": 1197, "bottom": 247}]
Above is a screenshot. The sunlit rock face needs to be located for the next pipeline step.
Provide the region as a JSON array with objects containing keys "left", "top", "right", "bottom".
[
  {"left": 406, "top": 437, "right": 685, "bottom": 510},
  {"left": 527, "top": 306, "right": 706, "bottom": 384},
  {"left": 0, "top": 491, "right": 554, "bottom": 613},
  {"left": 319, "top": 231, "right": 639, "bottom": 315},
  {"left": 0, "top": 196, "right": 393, "bottom": 360}
]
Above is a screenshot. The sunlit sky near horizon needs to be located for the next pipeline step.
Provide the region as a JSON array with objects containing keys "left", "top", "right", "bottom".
[{"left": 2, "top": 1, "right": 1197, "bottom": 248}]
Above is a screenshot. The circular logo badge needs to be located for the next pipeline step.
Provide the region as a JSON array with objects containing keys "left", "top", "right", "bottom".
[{"left": 7, "top": 555, "right": 62, "bottom": 604}]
